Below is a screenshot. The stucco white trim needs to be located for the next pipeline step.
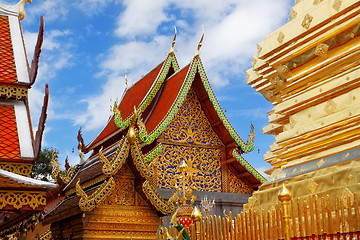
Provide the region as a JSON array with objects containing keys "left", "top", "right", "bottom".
[
  {"left": 0, "top": 169, "right": 57, "bottom": 189},
  {"left": 8, "top": 15, "right": 30, "bottom": 84},
  {"left": 0, "top": 2, "right": 20, "bottom": 17}
]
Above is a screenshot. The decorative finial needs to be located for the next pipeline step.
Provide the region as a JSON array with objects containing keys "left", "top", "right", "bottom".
[
  {"left": 169, "top": 26, "right": 177, "bottom": 55},
  {"left": 125, "top": 71, "right": 128, "bottom": 88},
  {"left": 194, "top": 25, "right": 204, "bottom": 58},
  {"left": 191, "top": 206, "right": 202, "bottom": 221},
  {"left": 278, "top": 183, "right": 292, "bottom": 202},
  {"left": 19, "top": 0, "right": 32, "bottom": 20}
]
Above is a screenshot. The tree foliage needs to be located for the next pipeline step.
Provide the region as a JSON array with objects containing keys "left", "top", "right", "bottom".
[{"left": 31, "top": 147, "right": 59, "bottom": 181}]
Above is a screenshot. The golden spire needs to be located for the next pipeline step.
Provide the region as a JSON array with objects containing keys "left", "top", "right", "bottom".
[
  {"left": 194, "top": 25, "right": 204, "bottom": 58},
  {"left": 169, "top": 26, "right": 177, "bottom": 55},
  {"left": 19, "top": 0, "right": 32, "bottom": 20},
  {"left": 125, "top": 71, "right": 128, "bottom": 88}
]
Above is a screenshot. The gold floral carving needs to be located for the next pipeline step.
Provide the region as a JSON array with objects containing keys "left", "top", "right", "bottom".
[
  {"left": 156, "top": 89, "right": 225, "bottom": 192},
  {"left": 313, "top": 0, "right": 324, "bottom": 4},
  {"left": 270, "top": 76, "right": 285, "bottom": 89},
  {"left": 0, "top": 85, "right": 28, "bottom": 99},
  {"left": 257, "top": 44, "right": 262, "bottom": 55},
  {"left": 99, "top": 136, "right": 130, "bottom": 176},
  {"left": 348, "top": 174, "right": 353, "bottom": 180},
  {"left": 314, "top": 43, "right": 329, "bottom": 57},
  {"left": 333, "top": 0, "right": 342, "bottom": 11},
  {"left": 142, "top": 180, "right": 175, "bottom": 215},
  {"left": 156, "top": 144, "right": 222, "bottom": 192},
  {"left": 0, "top": 162, "right": 32, "bottom": 177},
  {"left": 306, "top": 179, "right": 318, "bottom": 194},
  {"left": 277, "top": 32, "right": 285, "bottom": 44},
  {"left": 324, "top": 99, "right": 337, "bottom": 115},
  {"left": 104, "top": 175, "right": 135, "bottom": 206},
  {"left": 289, "top": 116, "right": 297, "bottom": 129},
  {"left": 317, "top": 159, "right": 325, "bottom": 168},
  {"left": 228, "top": 171, "right": 253, "bottom": 194},
  {"left": 160, "top": 89, "right": 223, "bottom": 147},
  {"left": 50, "top": 151, "right": 75, "bottom": 184},
  {"left": 76, "top": 177, "right": 116, "bottom": 212},
  {"left": 276, "top": 64, "right": 289, "bottom": 75},
  {"left": 0, "top": 191, "right": 46, "bottom": 209},
  {"left": 301, "top": 14, "right": 313, "bottom": 30},
  {"left": 290, "top": 9, "right": 297, "bottom": 20}
]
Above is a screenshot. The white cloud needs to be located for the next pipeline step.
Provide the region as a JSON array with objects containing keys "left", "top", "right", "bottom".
[
  {"left": 74, "top": 0, "right": 115, "bottom": 16},
  {"left": 24, "top": 29, "right": 75, "bottom": 145},
  {"left": 115, "top": 0, "right": 170, "bottom": 38}
]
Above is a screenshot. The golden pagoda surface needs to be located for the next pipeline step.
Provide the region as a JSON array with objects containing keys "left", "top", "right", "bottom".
[{"left": 245, "top": 0, "right": 360, "bottom": 210}]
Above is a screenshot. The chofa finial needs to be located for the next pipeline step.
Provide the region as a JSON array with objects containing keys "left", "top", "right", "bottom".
[
  {"left": 125, "top": 71, "right": 128, "bottom": 88},
  {"left": 194, "top": 25, "right": 204, "bottom": 58},
  {"left": 169, "top": 26, "right": 177, "bottom": 55},
  {"left": 19, "top": 0, "right": 32, "bottom": 20}
]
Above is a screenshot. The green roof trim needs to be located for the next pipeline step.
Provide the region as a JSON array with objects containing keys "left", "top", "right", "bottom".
[
  {"left": 113, "top": 54, "right": 180, "bottom": 131},
  {"left": 196, "top": 58, "right": 255, "bottom": 153}
]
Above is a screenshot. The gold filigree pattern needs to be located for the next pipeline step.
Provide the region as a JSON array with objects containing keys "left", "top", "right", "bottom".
[
  {"left": 99, "top": 137, "right": 130, "bottom": 176},
  {"left": 156, "top": 89, "right": 225, "bottom": 192},
  {"left": 301, "top": 14, "right": 313, "bottom": 30},
  {"left": 0, "top": 191, "right": 46, "bottom": 209},
  {"left": 50, "top": 152, "right": 75, "bottom": 184},
  {"left": 277, "top": 32, "right": 285, "bottom": 44},
  {"left": 228, "top": 171, "right": 253, "bottom": 194},
  {"left": 0, "top": 162, "right": 32, "bottom": 177},
  {"left": 104, "top": 175, "right": 135, "bottom": 206},
  {"left": 160, "top": 89, "right": 224, "bottom": 147},
  {"left": 142, "top": 180, "right": 175, "bottom": 215},
  {"left": 156, "top": 144, "right": 222, "bottom": 192},
  {"left": 76, "top": 177, "right": 116, "bottom": 212},
  {"left": 307, "top": 179, "right": 318, "bottom": 194},
  {"left": 0, "top": 85, "right": 28, "bottom": 99}
]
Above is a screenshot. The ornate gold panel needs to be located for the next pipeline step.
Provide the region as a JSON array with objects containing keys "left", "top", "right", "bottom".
[
  {"left": 156, "top": 144, "right": 222, "bottom": 192},
  {"left": 0, "top": 190, "right": 46, "bottom": 209},
  {"left": 104, "top": 174, "right": 135, "bottom": 206},
  {"left": 160, "top": 89, "right": 224, "bottom": 147},
  {"left": 228, "top": 171, "right": 253, "bottom": 194},
  {"left": 0, "top": 162, "right": 32, "bottom": 177},
  {"left": 157, "top": 89, "right": 226, "bottom": 192}
]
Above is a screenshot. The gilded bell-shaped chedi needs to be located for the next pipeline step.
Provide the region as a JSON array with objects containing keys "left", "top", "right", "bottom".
[{"left": 245, "top": 0, "right": 360, "bottom": 211}]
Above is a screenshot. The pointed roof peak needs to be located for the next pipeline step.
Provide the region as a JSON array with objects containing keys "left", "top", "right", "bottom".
[
  {"left": 169, "top": 26, "right": 177, "bottom": 56},
  {"left": 194, "top": 25, "right": 204, "bottom": 59},
  {"left": 0, "top": 0, "right": 31, "bottom": 20}
]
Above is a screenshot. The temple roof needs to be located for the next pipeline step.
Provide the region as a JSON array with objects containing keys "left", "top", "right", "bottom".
[
  {"left": 0, "top": 169, "right": 57, "bottom": 189},
  {"left": 0, "top": 100, "right": 34, "bottom": 161},
  {"left": 87, "top": 54, "right": 179, "bottom": 151},
  {"left": 0, "top": 3, "right": 30, "bottom": 85},
  {"left": 68, "top": 54, "right": 265, "bottom": 195}
]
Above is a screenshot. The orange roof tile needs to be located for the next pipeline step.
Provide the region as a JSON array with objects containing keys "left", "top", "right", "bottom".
[
  {"left": 87, "top": 62, "right": 164, "bottom": 150},
  {"left": 0, "top": 105, "right": 21, "bottom": 160},
  {"left": 146, "top": 65, "right": 190, "bottom": 133},
  {"left": 0, "top": 16, "right": 17, "bottom": 84}
]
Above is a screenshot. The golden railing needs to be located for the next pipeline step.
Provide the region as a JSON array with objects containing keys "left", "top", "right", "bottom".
[{"left": 160, "top": 185, "right": 360, "bottom": 239}]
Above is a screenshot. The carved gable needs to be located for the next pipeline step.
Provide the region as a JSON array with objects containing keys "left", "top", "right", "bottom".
[{"left": 155, "top": 89, "right": 224, "bottom": 192}]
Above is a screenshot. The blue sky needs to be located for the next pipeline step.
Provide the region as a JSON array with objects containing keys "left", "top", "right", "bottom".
[{"left": 6, "top": 0, "right": 293, "bottom": 176}]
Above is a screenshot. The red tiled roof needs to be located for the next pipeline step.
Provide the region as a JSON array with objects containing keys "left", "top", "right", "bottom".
[
  {"left": 0, "top": 16, "right": 17, "bottom": 84},
  {"left": 87, "top": 61, "right": 165, "bottom": 150},
  {"left": 146, "top": 65, "right": 190, "bottom": 133},
  {"left": 0, "top": 105, "right": 21, "bottom": 160}
]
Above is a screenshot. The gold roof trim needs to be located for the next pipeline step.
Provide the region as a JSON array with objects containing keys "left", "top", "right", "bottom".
[
  {"left": 19, "top": 0, "right": 32, "bottom": 20},
  {"left": 169, "top": 26, "right": 177, "bottom": 56},
  {"left": 194, "top": 25, "right": 204, "bottom": 58}
]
